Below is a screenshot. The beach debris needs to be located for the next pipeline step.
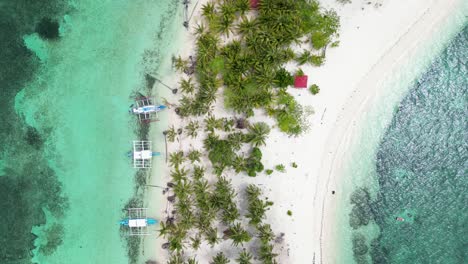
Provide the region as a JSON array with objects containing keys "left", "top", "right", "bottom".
[
  {"left": 275, "top": 233, "right": 285, "bottom": 244},
  {"left": 183, "top": 56, "right": 196, "bottom": 75},
  {"left": 167, "top": 195, "right": 176, "bottom": 203},
  {"left": 119, "top": 208, "right": 158, "bottom": 236}
]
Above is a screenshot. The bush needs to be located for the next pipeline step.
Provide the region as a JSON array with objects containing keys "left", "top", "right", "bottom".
[
  {"left": 274, "top": 68, "right": 294, "bottom": 88},
  {"left": 265, "top": 169, "right": 273, "bottom": 175},
  {"left": 287, "top": 210, "right": 293, "bottom": 216},
  {"left": 309, "top": 84, "right": 320, "bottom": 95},
  {"left": 246, "top": 147, "right": 264, "bottom": 177},
  {"left": 291, "top": 162, "right": 298, "bottom": 168},
  {"left": 275, "top": 164, "right": 285, "bottom": 173}
]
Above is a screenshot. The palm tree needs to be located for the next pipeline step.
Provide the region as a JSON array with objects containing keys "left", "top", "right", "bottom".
[
  {"left": 225, "top": 223, "right": 251, "bottom": 247},
  {"left": 234, "top": 0, "right": 250, "bottom": 16},
  {"left": 235, "top": 249, "right": 253, "bottom": 264},
  {"left": 258, "top": 242, "right": 278, "bottom": 264},
  {"left": 168, "top": 252, "right": 184, "bottom": 264},
  {"left": 180, "top": 77, "right": 195, "bottom": 94},
  {"left": 211, "top": 252, "right": 230, "bottom": 264},
  {"left": 192, "top": 165, "right": 205, "bottom": 180},
  {"left": 169, "top": 151, "right": 185, "bottom": 168},
  {"left": 201, "top": 2, "right": 216, "bottom": 22},
  {"left": 204, "top": 115, "right": 223, "bottom": 133},
  {"left": 174, "top": 55, "right": 189, "bottom": 73},
  {"left": 247, "top": 122, "right": 271, "bottom": 147},
  {"left": 233, "top": 154, "right": 247, "bottom": 173},
  {"left": 170, "top": 167, "right": 188, "bottom": 182},
  {"left": 185, "top": 120, "right": 200, "bottom": 138},
  {"left": 296, "top": 49, "right": 312, "bottom": 65},
  {"left": 237, "top": 16, "right": 256, "bottom": 36},
  {"left": 166, "top": 126, "right": 177, "bottom": 142},
  {"left": 221, "top": 203, "right": 240, "bottom": 224},
  {"left": 190, "top": 234, "right": 202, "bottom": 250},
  {"left": 186, "top": 257, "right": 199, "bottom": 264},
  {"left": 194, "top": 23, "right": 206, "bottom": 37},
  {"left": 205, "top": 227, "right": 220, "bottom": 247},
  {"left": 187, "top": 149, "right": 202, "bottom": 163},
  {"left": 257, "top": 224, "right": 275, "bottom": 243},
  {"left": 158, "top": 221, "right": 171, "bottom": 238}
]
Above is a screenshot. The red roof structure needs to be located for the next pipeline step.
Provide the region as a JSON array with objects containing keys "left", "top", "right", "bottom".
[
  {"left": 250, "top": 0, "right": 259, "bottom": 9},
  {"left": 294, "top": 75, "right": 308, "bottom": 88}
]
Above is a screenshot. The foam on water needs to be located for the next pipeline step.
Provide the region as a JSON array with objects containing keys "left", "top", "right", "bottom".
[{"left": 335, "top": 5, "right": 468, "bottom": 264}]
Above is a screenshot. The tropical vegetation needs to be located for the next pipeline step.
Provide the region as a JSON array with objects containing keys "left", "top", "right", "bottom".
[{"left": 159, "top": 0, "right": 340, "bottom": 263}]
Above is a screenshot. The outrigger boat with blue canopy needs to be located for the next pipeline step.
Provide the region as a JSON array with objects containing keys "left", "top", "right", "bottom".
[
  {"left": 130, "top": 96, "right": 166, "bottom": 123},
  {"left": 120, "top": 208, "right": 158, "bottom": 236}
]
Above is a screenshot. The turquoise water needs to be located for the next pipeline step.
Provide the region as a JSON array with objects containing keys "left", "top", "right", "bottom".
[
  {"left": 1, "top": 0, "right": 180, "bottom": 263},
  {"left": 338, "top": 20, "right": 467, "bottom": 264},
  {"left": 368, "top": 25, "right": 467, "bottom": 264}
]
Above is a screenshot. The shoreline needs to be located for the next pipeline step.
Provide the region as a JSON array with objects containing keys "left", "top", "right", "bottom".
[
  {"left": 319, "top": 0, "right": 466, "bottom": 263},
  {"left": 142, "top": 0, "right": 466, "bottom": 263}
]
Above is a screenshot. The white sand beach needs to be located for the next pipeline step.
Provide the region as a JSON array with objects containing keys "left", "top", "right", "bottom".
[{"left": 142, "top": 0, "right": 464, "bottom": 263}]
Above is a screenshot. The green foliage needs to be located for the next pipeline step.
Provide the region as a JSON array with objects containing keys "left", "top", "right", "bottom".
[
  {"left": 226, "top": 222, "right": 252, "bottom": 246},
  {"left": 257, "top": 224, "right": 275, "bottom": 243},
  {"left": 169, "top": 151, "right": 185, "bottom": 169},
  {"left": 287, "top": 210, "right": 293, "bottom": 216},
  {"left": 236, "top": 249, "right": 253, "bottom": 264},
  {"left": 187, "top": 150, "right": 202, "bottom": 163},
  {"left": 258, "top": 242, "right": 278, "bottom": 264},
  {"left": 180, "top": 78, "right": 196, "bottom": 94},
  {"left": 211, "top": 252, "right": 230, "bottom": 264},
  {"left": 245, "top": 184, "right": 273, "bottom": 226},
  {"left": 295, "top": 68, "right": 305, "bottom": 76},
  {"left": 204, "top": 134, "right": 236, "bottom": 173},
  {"left": 274, "top": 90, "right": 310, "bottom": 136},
  {"left": 190, "top": 234, "right": 202, "bottom": 250},
  {"left": 291, "top": 162, "right": 298, "bottom": 168},
  {"left": 185, "top": 120, "right": 200, "bottom": 138},
  {"left": 227, "top": 132, "right": 247, "bottom": 151},
  {"left": 310, "top": 55, "right": 325, "bottom": 66},
  {"left": 166, "top": 126, "right": 177, "bottom": 142},
  {"left": 275, "top": 164, "right": 285, "bottom": 173},
  {"left": 309, "top": 84, "right": 320, "bottom": 95},
  {"left": 246, "top": 122, "right": 271, "bottom": 147},
  {"left": 211, "top": 176, "right": 239, "bottom": 224},
  {"left": 205, "top": 115, "right": 224, "bottom": 133},
  {"left": 173, "top": 55, "right": 188, "bottom": 73},
  {"left": 265, "top": 169, "right": 273, "bottom": 175},
  {"left": 273, "top": 68, "right": 294, "bottom": 88},
  {"left": 296, "top": 50, "right": 312, "bottom": 65},
  {"left": 205, "top": 227, "right": 220, "bottom": 247},
  {"left": 246, "top": 147, "right": 264, "bottom": 177}
]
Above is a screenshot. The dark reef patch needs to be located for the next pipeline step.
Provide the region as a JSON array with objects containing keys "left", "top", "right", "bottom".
[
  {"left": 25, "top": 126, "right": 43, "bottom": 149},
  {"left": 0, "top": 0, "right": 69, "bottom": 263},
  {"left": 36, "top": 17, "right": 60, "bottom": 40},
  {"left": 348, "top": 187, "right": 374, "bottom": 230}
]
